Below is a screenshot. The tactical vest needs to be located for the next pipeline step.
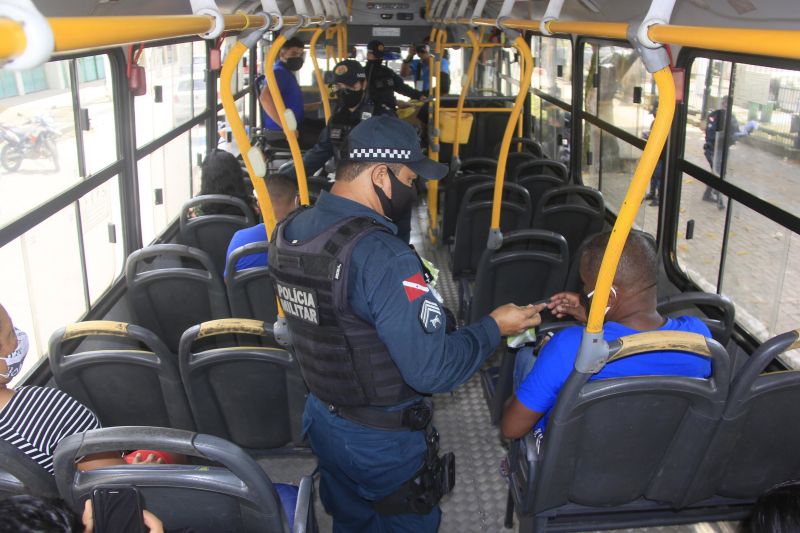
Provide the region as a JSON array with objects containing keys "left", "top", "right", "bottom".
[
  {"left": 328, "top": 104, "right": 371, "bottom": 161},
  {"left": 366, "top": 62, "right": 398, "bottom": 112},
  {"left": 268, "top": 211, "right": 418, "bottom": 407}
]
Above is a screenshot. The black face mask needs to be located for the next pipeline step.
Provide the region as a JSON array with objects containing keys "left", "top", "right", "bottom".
[
  {"left": 337, "top": 88, "right": 364, "bottom": 109},
  {"left": 284, "top": 56, "right": 304, "bottom": 71},
  {"left": 373, "top": 167, "right": 417, "bottom": 222}
]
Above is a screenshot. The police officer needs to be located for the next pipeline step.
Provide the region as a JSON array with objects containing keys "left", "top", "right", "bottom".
[
  {"left": 366, "top": 40, "right": 427, "bottom": 116},
  {"left": 283, "top": 59, "right": 372, "bottom": 182},
  {"left": 269, "top": 116, "right": 545, "bottom": 532}
]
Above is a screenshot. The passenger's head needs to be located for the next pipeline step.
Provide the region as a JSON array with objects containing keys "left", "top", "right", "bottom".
[
  {"left": 279, "top": 37, "right": 305, "bottom": 71},
  {"left": 333, "top": 60, "right": 367, "bottom": 109},
  {"left": 333, "top": 116, "right": 447, "bottom": 221},
  {"left": 0, "top": 304, "right": 29, "bottom": 385},
  {"left": 265, "top": 173, "right": 299, "bottom": 221},
  {"left": 367, "top": 40, "right": 385, "bottom": 62},
  {"left": 415, "top": 43, "right": 431, "bottom": 59},
  {"left": 579, "top": 231, "right": 658, "bottom": 318},
  {"left": 199, "top": 149, "right": 253, "bottom": 214},
  {"left": 745, "top": 481, "right": 800, "bottom": 533},
  {"left": 0, "top": 495, "right": 82, "bottom": 533}
]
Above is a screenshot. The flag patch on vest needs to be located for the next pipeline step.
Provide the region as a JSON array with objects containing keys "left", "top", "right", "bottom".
[
  {"left": 402, "top": 272, "right": 429, "bottom": 302},
  {"left": 419, "top": 300, "right": 443, "bottom": 333},
  {"left": 276, "top": 282, "right": 319, "bottom": 325}
]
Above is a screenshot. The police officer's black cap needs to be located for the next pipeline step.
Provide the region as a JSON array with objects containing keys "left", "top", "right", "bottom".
[
  {"left": 333, "top": 60, "right": 366, "bottom": 86},
  {"left": 367, "top": 40, "right": 385, "bottom": 58},
  {"left": 342, "top": 116, "right": 448, "bottom": 180}
]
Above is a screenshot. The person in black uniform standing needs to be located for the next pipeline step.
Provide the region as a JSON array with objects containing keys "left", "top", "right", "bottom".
[
  {"left": 269, "top": 116, "right": 545, "bottom": 532},
  {"left": 365, "top": 40, "right": 427, "bottom": 117}
]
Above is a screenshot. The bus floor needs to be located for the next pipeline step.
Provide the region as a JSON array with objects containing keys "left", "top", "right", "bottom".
[{"left": 257, "top": 204, "right": 740, "bottom": 532}]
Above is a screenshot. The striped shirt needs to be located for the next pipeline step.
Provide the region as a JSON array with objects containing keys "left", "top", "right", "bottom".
[{"left": 0, "top": 386, "right": 101, "bottom": 474}]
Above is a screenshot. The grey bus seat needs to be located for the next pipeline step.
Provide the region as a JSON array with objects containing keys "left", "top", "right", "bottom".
[
  {"left": 657, "top": 292, "right": 735, "bottom": 347},
  {"left": 48, "top": 321, "right": 194, "bottom": 431},
  {"left": 494, "top": 137, "right": 544, "bottom": 159},
  {"left": 507, "top": 331, "right": 731, "bottom": 532},
  {"left": 180, "top": 194, "right": 256, "bottom": 276},
  {"left": 179, "top": 319, "right": 308, "bottom": 454},
  {"left": 442, "top": 173, "right": 495, "bottom": 243},
  {"left": 458, "top": 157, "right": 498, "bottom": 176},
  {"left": 126, "top": 244, "right": 230, "bottom": 353},
  {"left": 514, "top": 161, "right": 570, "bottom": 209},
  {"left": 685, "top": 329, "right": 800, "bottom": 505},
  {"left": 504, "top": 152, "right": 541, "bottom": 182},
  {"left": 0, "top": 438, "right": 58, "bottom": 499},
  {"left": 53, "top": 426, "right": 315, "bottom": 533},
  {"left": 531, "top": 185, "right": 605, "bottom": 255},
  {"left": 225, "top": 242, "right": 280, "bottom": 347},
  {"left": 512, "top": 159, "right": 569, "bottom": 183}
]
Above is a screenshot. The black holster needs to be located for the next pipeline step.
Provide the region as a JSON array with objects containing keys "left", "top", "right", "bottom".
[{"left": 374, "top": 426, "right": 456, "bottom": 515}]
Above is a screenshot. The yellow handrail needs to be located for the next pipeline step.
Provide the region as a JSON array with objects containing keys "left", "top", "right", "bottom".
[
  {"left": 426, "top": 27, "right": 444, "bottom": 244},
  {"left": 489, "top": 35, "right": 532, "bottom": 230},
  {"left": 585, "top": 66, "right": 675, "bottom": 333},
  {"left": 309, "top": 27, "right": 331, "bottom": 122},
  {"left": 452, "top": 29, "right": 480, "bottom": 161},
  {"left": 219, "top": 41, "right": 277, "bottom": 235},
  {"left": 264, "top": 34, "right": 310, "bottom": 206},
  {"left": 0, "top": 20, "right": 26, "bottom": 60}
]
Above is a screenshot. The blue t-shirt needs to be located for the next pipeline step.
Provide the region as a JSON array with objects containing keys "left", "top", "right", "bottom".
[
  {"left": 262, "top": 61, "right": 304, "bottom": 131},
  {"left": 517, "top": 317, "right": 712, "bottom": 432},
  {"left": 224, "top": 223, "right": 268, "bottom": 277},
  {"left": 409, "top": 57, "right": 449, "bottom": 92}
]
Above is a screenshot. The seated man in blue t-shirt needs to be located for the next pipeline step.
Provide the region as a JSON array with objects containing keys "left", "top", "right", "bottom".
[
  {"left": 224, "top": 173, "right": 298, "bottom": 277},
  {"left": 501, "top": 231, "right": 712, "bottom": 439}
]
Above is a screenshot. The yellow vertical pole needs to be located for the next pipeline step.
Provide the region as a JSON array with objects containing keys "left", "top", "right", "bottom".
[
  {"left": 425, "top": 27, "right": 441, "bottom": 243},
  {"left": 489, "top": 35, "right": 532, "bottom": 230},
  {"left": 309, "top": 27, "right": 331, "bottom": 122},
  {"left": 452, "top": 29, "right": 480, "bottom": 160}
]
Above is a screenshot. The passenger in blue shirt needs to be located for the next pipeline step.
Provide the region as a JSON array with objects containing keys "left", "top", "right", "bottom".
[
  {"left": 501, "top": 231, "right": 713, "bottom": 439},
  {"left": 401, "top": 43, "right": 450, "bottom": 95},
  {"left": 223, "top": 173, "right": 298, "bottom": 277},
  {"left": 258, "top": 37, "right": 323, "bottom": 149},
  {"left": 276, "top": 116, "right": 545, "bottom": 532}
]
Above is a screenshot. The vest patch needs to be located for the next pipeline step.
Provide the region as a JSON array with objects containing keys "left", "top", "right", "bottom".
[
  {"left": 276, "top": 282, "right": 319, "bottom": 325},
  {"left": 402, "top": 272, "right": 429, "bottom": 302}
]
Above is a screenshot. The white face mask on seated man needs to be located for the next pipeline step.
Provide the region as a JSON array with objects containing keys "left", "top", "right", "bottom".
[{"left": 0, "top": 327, "right": 29, "bottom": 380}]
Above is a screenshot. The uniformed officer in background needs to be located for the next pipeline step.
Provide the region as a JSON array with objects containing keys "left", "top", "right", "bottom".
[
  {"left": 282, "top": 59, "right": 372, "bottom": 181},
  {"left": 365, "top": 40, "right": 427, "bottom": 117},
  {"left": 269, "top": 115, "right": 545, "bottom": 532}
]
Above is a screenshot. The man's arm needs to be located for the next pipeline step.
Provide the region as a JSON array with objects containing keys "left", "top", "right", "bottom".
[
  {"left": 300, "top": 125, "right": 335, "bottom": 177},
  {"left": 400, "top": 55, "right": 415, "bottom": 77},
  {"left": 259, "top": 85, "right": 281, "bottom": 125},
  {"left": 392, "top": 71, "right": 425, "bottom": 100},
  {"left": 501, "top": 396, "right": 544, "bottom": 439}
]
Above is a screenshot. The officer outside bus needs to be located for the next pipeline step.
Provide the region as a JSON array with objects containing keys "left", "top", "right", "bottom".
[
  {"left": 365, "top": 40, "right": 427, "bottom": 116},
  {"left": 282, "top": 59, "right": 372, "bottom": 182},
  {"left": 269, "top": 115, "right": 545, "bottom": 532}
]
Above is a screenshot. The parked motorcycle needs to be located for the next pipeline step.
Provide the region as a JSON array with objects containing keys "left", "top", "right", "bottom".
[{"left": 0, "top": 115, "right": 59, "bottom": 172}]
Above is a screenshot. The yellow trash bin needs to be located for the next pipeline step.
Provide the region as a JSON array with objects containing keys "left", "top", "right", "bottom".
[{"left": 439, "top": 111, "right": 473, "bottom": 144}]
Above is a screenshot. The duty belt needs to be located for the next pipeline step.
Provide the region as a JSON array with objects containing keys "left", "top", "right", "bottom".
[{"left": 328, "top": 400, "right": 432, "bottom": 431}]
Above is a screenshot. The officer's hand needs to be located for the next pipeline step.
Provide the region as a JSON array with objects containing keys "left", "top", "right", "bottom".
[{"left": 490, "top": 303, "right": 546, "bottom": 337}]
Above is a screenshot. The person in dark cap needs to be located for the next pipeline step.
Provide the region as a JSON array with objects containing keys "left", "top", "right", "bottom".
[
  {"left": 365, "top": 40, "right": 427, "bottom": 116},
  {"left": 282, "top": 59, "right": 372, "bottom": 182},
  {"left": 268, "top": 115, "right": 545, "bottom": 532}
]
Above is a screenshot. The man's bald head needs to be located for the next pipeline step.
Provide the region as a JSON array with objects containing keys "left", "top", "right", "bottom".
[{"left": 580, "top": 231, "right": 658, "bottom": 292}]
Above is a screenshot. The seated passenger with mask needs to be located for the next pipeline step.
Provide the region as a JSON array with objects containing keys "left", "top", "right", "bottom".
[
  {"left": 283, "top": 60, "right": 372, "bottom": 182},
  {"left": 501, "top": 231, "right": 712, "bottom": 441}
]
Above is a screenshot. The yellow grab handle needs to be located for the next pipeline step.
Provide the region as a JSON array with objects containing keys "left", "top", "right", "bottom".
[
  {"left": 62, "top": 321, "right": 130, "bottom": 341},
  {"left": 196, "top": 318, "right": 267, "bottom": 339},
  {"left": 309, "top": 28, "right": 331, "bottom": 122},
  {"left": 452, "top": 29, "right": 481, "bottom": 160}
]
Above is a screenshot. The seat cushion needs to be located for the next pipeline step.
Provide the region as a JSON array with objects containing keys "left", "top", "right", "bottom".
[{"left": 274, "top": 482, "right": 299, "bottom": 529}]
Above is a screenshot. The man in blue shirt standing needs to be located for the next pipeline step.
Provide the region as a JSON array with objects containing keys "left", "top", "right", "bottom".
[
  {"left": 258, "top": 37, "right": 323, "bottom": 149},
  {"left": 269, "top": 116, "right": 545, "bottom": 532},
  {"left": 401, "top": 43, "right": 450, "bottom": 95},
  {"left": 501, "top": 231, "right": 712, "bottom": 440}
]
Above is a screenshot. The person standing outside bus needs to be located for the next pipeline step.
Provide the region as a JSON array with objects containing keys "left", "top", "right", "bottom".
[
  {"left": 258, "top": 37, "right": 323, "bottom": 149},
  {"left": 268, "top": 116, "right": 545, "bottom": 532},
  {"left": 365, "top": 40, "right": 427, "bottom": 117}
]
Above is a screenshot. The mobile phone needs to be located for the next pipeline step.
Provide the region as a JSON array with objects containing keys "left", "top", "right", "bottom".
[{"left": 90, "top": 485, "right": 146, "bottom": 533}]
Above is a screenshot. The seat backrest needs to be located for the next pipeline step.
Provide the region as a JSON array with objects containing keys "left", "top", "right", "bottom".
[
  {"left": 517, "top": 174, "right": 569, "bottom": 219},
  {"left": 451, "top": 182, "right": 531, "bottom": 279},
  {"left": 179, "top": 319, "right": 307, "bottom": 453},
  {"left": 48, "top": 321, "right": 195, "bottom": 431},
  {"left": 225, "top": 242, "right": 280, "bottom": 348},
  {"left": 494, "top": 137, "right": 544, "bottom": 159},
  {"left": 0, "top": 439, "right": 58, "bottom": 499},
  {"left": 54, "top": 426, "right": 301, "bottom": 533},
  {"left": 125, "top": 244, "right": 230, "bottom": 353},
  {"left": 442, "top": 173, "right": 495, "bottom": 243},
  {"left": 532, "top": 185, "right": 605, "bottom": 256},
  {"left": 504, "top": 152, "right": 540, "bottom": 182},
  {"left": 512, "top": 159, "right": 569, "bottom": 183},
  {"left": 180, "top": 195, "right": 256, "bottom": 276},
  {"left": 469, "top": 230, "right": 569, "bottom": 322},
  {"left": 514, "top": 331, "right": 730, "bottom": 515},
  {"left": 657, "top": 292, "right": 736, "bottom": 346},
  {"left": 458, "top": 157, "right": 498, "bottom": 176},
  {"left": 686, "top": 329, "right": 800, "bottom": 503}
]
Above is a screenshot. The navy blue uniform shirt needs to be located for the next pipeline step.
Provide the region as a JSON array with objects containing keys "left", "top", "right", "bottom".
[{"left": 285, "top": 190, "right": 501, "bottom": 395}]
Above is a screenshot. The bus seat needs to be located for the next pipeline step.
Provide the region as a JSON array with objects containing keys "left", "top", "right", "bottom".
[
  {"left": 179, "top": 319, "right": 308, "bottom": 453},
  {"left": 531, "top": 185, "right": 605, "bottom": 255},
  {"left": 516, "top": 174, "right": 570, "bottom": 217},
  {"left": 458, "top": 157, "right": 498, "bottom": 176},
  {"left": 504, "top": 152, "right": 541, "bottom": 182},
  {"left": 48, "top": 322, "right": 194, "bottom": 431},
  {"left": 225, "top": 242, "right": 280, "bottom": 348},
  {"left": 451, "top": 182, "right": 531, "bottom": 282},
  {"left": 125, "top": 245, "right": 230, "bottom": 353},
  {"left": 657, "top": 292, "right": 736, "bottom": 347},
  {"left": 180, "top": 194, "right": 256, "bottom": 276},
  {"left": 494, "top": 137, "right": 545, "bottom": 159},
  {"left": 53, "top": 426, "right": 315, "bottom": 533},
  {"left": 0, "top": 438, "right": 58, "bottom": 499},
  {"left": 685, "top": 329, "right": 800, "bottom": 505},
  {"left": 511, "top": 159, "right": 569, "bottom": 183},
  {"left": 442, "top": 173, "right": 495, "bottom": 243},
  {"left": 508, "top": 332, "right": 731, "bottom": 531}
]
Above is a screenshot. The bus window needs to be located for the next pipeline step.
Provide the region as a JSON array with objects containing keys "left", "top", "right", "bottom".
[
  {"left": 532, "top": 36, "right": 572, "bottom": 104},
  {"left": 79, "top": 176, "right": 125, "bottom": 304},
  {"left": 582, "top": 121, "right": 601, "bottom": 189},
  {"left": 78, "top": 55, "right": 117, "bottom": 174}
]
